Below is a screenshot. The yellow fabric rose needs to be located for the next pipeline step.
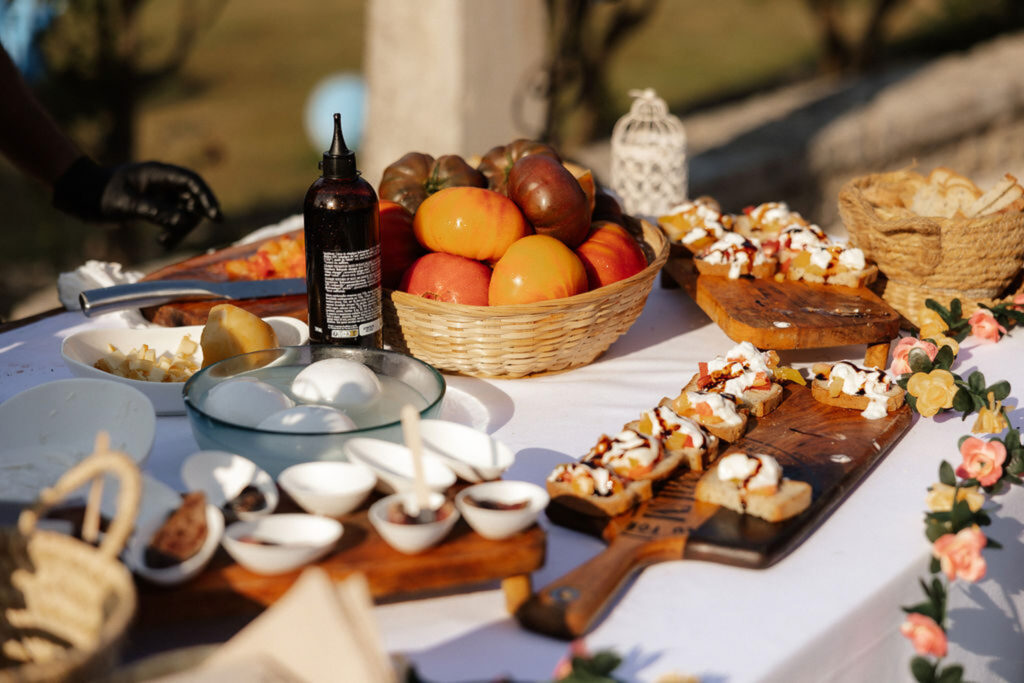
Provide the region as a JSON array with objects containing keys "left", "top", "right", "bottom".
[
  {"left": 925, "top": 482, "right": 985, "bottom": 513},
  {"left": 917, "top": 307, "right": 948, "bottom": 332},
  {"left": 918, "top": 322, "right": 947, "bottom": 342},
  {"left": 907, "top": 369, "right": 957, "bottom": 417},
  {"left": 971, "top": 392, "right": 1011, "bottom": 434}
]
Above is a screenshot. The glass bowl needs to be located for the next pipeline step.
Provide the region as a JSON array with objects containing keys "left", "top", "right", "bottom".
[{"left": 183, "top": 345, "right": 445, "bottom": 477}]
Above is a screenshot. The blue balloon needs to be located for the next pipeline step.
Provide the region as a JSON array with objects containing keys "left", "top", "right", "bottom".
[{"left": 304, "top": 73, "right": 367, "bottom": 153}]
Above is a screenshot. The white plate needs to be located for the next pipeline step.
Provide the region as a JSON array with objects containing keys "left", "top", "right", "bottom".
[
  {"left": 124, "top": 503, "right": 225, "bottom": 586},
  {"left": 0, "top": 378, "right": 156, "bottom": 503},
  {"left": 343, "top": 438, "right": 456, "bottom": 494},
  {"left": 60, "top": 317, "right": 309, "bottom": 415}
]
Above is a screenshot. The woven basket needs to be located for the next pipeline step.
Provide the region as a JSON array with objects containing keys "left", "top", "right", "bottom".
[
  {"left": 382, "top": 216, "right": 669, "bottom": 378},
  {"left": 838, "top": 170, "right": 1024, "bottom": 325},
  {"left": 1, "top": 441, "right": 140, "bottom": 683}
]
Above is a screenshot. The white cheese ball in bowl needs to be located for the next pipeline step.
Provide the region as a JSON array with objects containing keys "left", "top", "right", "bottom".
[
  {"left": 257, "top": 404, "right": 357, "bottom": 433},
  {"left": 291, "top": 358, "right": 382, "bottom": 409},
  {"left": 203, "top": 377, "right": 294, "bottom": 428}
]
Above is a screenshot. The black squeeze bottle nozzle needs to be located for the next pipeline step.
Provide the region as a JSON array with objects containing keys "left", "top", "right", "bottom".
[{"left": 318, "top": 113, "right": 357, "bottom": 180}]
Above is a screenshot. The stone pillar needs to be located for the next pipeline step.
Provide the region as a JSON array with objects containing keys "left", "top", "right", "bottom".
[{"left": 361, "top": 0, "right": 547, "bottom": 188}]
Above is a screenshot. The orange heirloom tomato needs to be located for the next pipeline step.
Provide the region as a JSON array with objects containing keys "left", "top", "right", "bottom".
[
  {"left": 413, "top": 186, "right": 531, "bottom": 263},
  {"left": 488, "top": 234, "right": 588, "bottom": 306}
]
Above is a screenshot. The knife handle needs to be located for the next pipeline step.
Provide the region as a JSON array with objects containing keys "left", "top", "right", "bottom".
[{"left": 79, "top": 280, "right": 222, "bottom": 317}]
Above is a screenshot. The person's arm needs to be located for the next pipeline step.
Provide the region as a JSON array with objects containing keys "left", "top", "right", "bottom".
[
  {"left": 0, "top": 42, "right": 80, "bottom": 187},
  {"left": 0, "top": 43, "right": 222, "bottom": 248}
]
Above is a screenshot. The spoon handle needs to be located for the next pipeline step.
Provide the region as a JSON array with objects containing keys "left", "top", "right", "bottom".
[{"left": 400, "top": 404, "right": 431, "bottom": 515}]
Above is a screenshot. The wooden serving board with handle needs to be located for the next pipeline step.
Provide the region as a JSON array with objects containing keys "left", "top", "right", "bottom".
[
  {"left": 138, "top": 229, "right": 307, "bottom": 326},
  {"left": 661, "top": 255, "right": 905, "bottom": 368},
  {"left": 135, "top": 489, "right": 545, "bottom": 625},
  {"left": 516, "top": 384, "right": 912, "bottom": 639}
]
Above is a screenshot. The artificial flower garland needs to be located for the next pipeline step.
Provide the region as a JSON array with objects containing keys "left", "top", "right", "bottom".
[{"left": 896, "top": 295, "right": 1024, "bottom": 683}]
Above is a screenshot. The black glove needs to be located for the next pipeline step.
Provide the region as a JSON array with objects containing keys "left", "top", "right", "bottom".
[{"left": 53, "top": 156, "right": 223, "bottom": 249}]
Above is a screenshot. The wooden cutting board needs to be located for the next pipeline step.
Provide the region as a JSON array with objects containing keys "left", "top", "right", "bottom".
[
  {"left": 138, "top": 229, "right": 308, "bottom": 326},
  {"left": 661, "top": 255, "right": 904, "bottom": 367},
  {"left": 516, "top": 384, "right": 912, "bottom": 639},
  {"left": 135, "top": 490, "right": 545, "bottom": 625}
]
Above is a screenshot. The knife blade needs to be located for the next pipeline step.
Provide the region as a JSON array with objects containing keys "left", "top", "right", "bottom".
[{"left": 79, "top": 278, "right": 307, "bottom": 317}]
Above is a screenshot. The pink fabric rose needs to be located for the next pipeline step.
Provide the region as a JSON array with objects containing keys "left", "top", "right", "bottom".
[
  {"left": 1011, "top": 292, "right": 1024, "bottom": 312},
  {"left": 932, "top": 526, "right": 987, "bottom": 582},
  {"left": 956, "top": 436, "right": 1007, "bottom": 487},
  {"left": 900, "top": 613, "right": 948, "bottom": 657},
  {"left": 889, "top": 337, "right": 938, "bottom": 376},
  {"left": 968, "top": 309, "right": 1006, "bottom": 343}
]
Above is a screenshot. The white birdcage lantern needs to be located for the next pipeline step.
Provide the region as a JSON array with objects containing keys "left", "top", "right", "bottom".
[{"left": 610, "top": 88, "right": 687, "bottom": 218}]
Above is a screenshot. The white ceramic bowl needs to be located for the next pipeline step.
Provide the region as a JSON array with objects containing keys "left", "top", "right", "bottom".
[
  {"left": 61, "top": 316, "right": 309, "bottom": 415},
  {"left": 0, "top": 378, "right": 156, "bottom": 503},
  {"left": 124, "top": 503, "right": 225, "bottom": 586},
  {"left": 343, "top": 438, "right": 456, "bottom": 494},
  {"left": 417, "top": 419, "right": 515, "bottom": 483},
  {"left": 455, "top": 480, "right": 549, "bottom": 540},
  {"left": 277, "top": 461, "right": 377, "bottom": 517},
  {"left": 221, "top": 513, "right": 343, "bottom": 575},
  {"left": 368, "top": 492, "right": 460, "bottom": 555},
  {"left": 181, "top": 450, "right": 279, "bottom": 521}
]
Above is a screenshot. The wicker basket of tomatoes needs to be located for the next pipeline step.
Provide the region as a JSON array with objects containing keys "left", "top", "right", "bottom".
[{"left": 378, "top": 140, "right": 670, "bottom": 379}]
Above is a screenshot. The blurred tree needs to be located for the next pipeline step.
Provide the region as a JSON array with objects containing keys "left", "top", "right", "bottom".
[
  {"left": 32, "top": 0, "right": 227, "bottom": 262},
  {"left": 805, "top": 0, "right": 904, "bottom": 72},
  {"left": 538, "top": 0, "right": 658, "bottom": 150}
]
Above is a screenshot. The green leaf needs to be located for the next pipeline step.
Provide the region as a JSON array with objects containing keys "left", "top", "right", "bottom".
[
  {"left": 937, "top": 663, "right": 964, "bottom": 683},
  {"left": 911, "top": 656, "right": 938, "bottom": 683},
  {"left": 950, "top": 499, "right": 973, "bottom": 532},
  {"left": 987, "top": 381, "right": 1011, "bottom": 402},
  {"left": 939, "top": 461, "right": 956, "bottom": 486},
  {"left": 987, "top": 538, "right": 1003, "bottom": 550},
  {"left": 909, "top": 348, "right": 934, "bottom": 374},
  {"left": 959, "top": 477, "right": 980, "bottom": 488},
  {"left": 952, "top": 388, "right": 974, "bottom": 414},
  {"left": 906, "top": 394, "right": 919, "bottom": 413},
  {"left": 934, "top": 345, "right": 955, "bottom": 370},
  {"left": 897, "top": 376, "right": 911, "bottom": 390},
  {"left": 926, "top": 298, "right": 952, "bottom": 320},
  {"left": 968, "top": 371, "right": 986, "bottom": 393},
  {"left": 925, "top": 520, "right": 949, "bottom": 543},
  {"left": 929, "top": 556, "right": 941, "bottom": 574},
  {"left": 1006, "top": 428, "right": 1022, "bottom": 450},
  {"left": 956, "top": 435, "right": 971, "bottom": 449},
  {"left": 950, "top": 298, "right": 963, "bottom": 321}
]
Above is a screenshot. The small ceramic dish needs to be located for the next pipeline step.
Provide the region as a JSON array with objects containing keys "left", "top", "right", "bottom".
[
  {"left": 417, "top": 419, "right": 515, "bottom": 482},
  {"left": 181, "top": 450, "right": 279, "bottom": 521},
  {"left": 368, "top": 492, "right": 460, "bottom": 555},
  {"left": 0, "top": 378, "right": 156, "bottom": 504},
  {"left": 61, "top": 316, "right": 309, "bottom": 415},
  {"left": 124, "top": 503, "right": 225, "bottom": 586},
  {"left": 277, "top": 461, "right": 377, "bottom": 517},
  {"left": 221, "top": 513, "right": 343, "bottom": 575},
  {"left": 455, "top": 480, "right": 549, "bottom": 540},
  {"left": 343, "top": 438, "right": 456, "bottom": 494}
]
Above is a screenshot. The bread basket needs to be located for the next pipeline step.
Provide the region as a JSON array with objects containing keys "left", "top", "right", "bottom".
[
  {"left": 1, "top": 436, "right": 140, "bottom": 683},
  {"left": 838, "top": 170, "right": 1024, "bottom": 325},
  {"left": 382, "top": 216, "right": 669, "bottom": 378}
]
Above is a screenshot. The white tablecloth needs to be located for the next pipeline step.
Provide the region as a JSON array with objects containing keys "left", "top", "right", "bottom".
[{"left": 1, "top": 286, "right": 1022, "bottom": 682}]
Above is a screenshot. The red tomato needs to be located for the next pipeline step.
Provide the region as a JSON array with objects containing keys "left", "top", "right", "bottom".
[
  {"left": 379, "top": 200, "right": 424, "bottom": 289},
  {"left": 574, "top": 221, "right": 648, "bottom": 289},
  {"left": 400, "top": 252, "right": 492, "bottom": 306}
]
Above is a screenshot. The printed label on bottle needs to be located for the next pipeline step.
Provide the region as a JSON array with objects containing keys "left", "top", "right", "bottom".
[{"left": 321, "top": 245, "right": 381, "bottom": 339}]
